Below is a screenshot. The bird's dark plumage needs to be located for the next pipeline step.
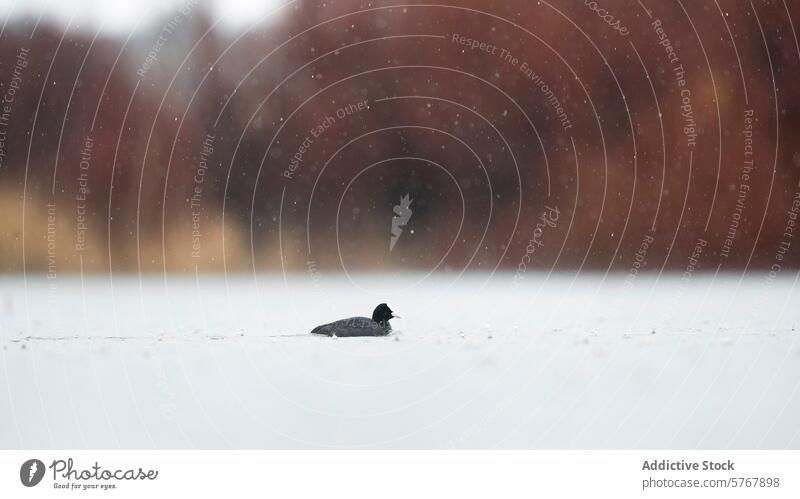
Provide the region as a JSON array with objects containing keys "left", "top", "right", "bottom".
[{"left": 310, "top": 303, "right": 399, "bottom": 337}]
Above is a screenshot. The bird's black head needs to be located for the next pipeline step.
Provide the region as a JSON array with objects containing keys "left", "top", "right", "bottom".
[{"left": 372, "top": 303, "right": 398, "bottom": 323}]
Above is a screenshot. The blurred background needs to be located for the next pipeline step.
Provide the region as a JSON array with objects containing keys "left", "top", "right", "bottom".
[{"left": 0, "top": 0, "right": 798, "bottom": 274}]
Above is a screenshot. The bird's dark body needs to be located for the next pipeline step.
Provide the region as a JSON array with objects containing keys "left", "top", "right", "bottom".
[
  {"left": 310, "top": 317, "right": 391, "bottom": 337},
  {"left": 310, "top": 304, "right": 397, "bottom": 337}
]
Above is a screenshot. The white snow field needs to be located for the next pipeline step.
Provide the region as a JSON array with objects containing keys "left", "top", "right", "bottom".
[{"left": 1, "top": 271, "right": 799, "bottom": 449}]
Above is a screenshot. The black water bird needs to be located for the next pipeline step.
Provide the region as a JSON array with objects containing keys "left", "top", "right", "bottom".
[{"left": 310, "top": 303, "right": 399, "bottom": 337}]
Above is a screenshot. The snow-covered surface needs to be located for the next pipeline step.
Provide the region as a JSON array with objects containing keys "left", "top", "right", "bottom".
[{"left": 1, "top": 272, "right": 799, "bottom": 449}]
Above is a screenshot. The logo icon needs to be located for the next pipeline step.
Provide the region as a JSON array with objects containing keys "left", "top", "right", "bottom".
[
  {"left": 390, "top": 194, "right": 413, "bottom": 251},
  {"left": 20, "top": 459, "right": 45, "bottom": 487}
]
